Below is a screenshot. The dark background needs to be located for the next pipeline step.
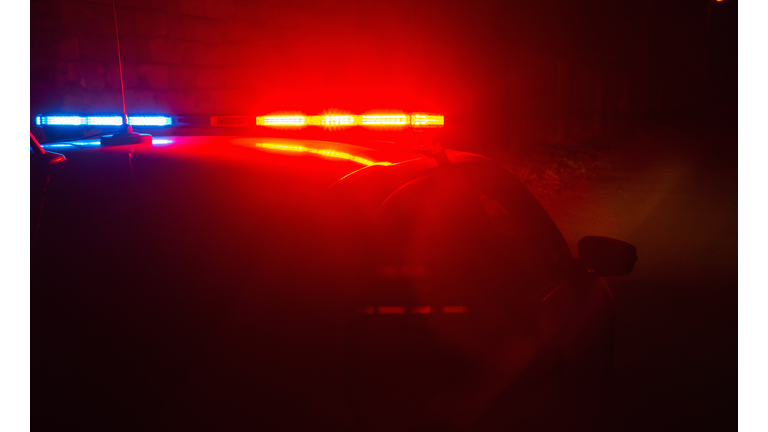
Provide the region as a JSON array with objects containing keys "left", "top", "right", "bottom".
[{"left": 30, "top": 0, "right": 736, "bottom": 155}]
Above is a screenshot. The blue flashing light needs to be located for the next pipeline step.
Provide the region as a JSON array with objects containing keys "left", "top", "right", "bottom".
[
  {"left": 35, "top": 115, "right": 41, "bottom": 126},
  {"left": 87, "top": 116, "right": 123, "bottom": 126},
  {"left": 152, "top": 139, "right": 173, "bottom": 144},
  {"left": 40, "top": 116, "right": 86, "bottom": 126},
  {"left": 129, "top": 116, "right": 172, "bottom": 126}
]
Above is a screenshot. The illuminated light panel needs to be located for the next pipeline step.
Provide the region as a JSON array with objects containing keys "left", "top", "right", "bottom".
[
  {"left": 261, "top": 115, "right": 306, "bottom": 127},
  {"left": 411, "top": 113, "right": 444, "bottom": 127},
  {"left": 87, "top": 116, "right": 123, "bottom": 126},
  {"left": 361, "top": 114, "right": 408, "bottom": 126},
  {"left": 152, "top": 139, "right": 172, "bottom": 144},
  {"left": 39, "top": 116, "right": 86, "bottom": 126},
  {"left": 129, "top": 116, "right": 172, "bottom": 126},
  {"left": 442, "top": 306, "right": 468, "bottom": 314},
  {"left": 320, "top": 115, "right": 356, "bottom": 126},
  {"left": 38, "top": 115, "right": 172, "bottom": 126},
  {"left": 411, "top": 306, "right": 431, "bottom": 314},
  {"left": 256, "top": 143, "right": 393, "bottom": 166},
  {"left": 378, "top": 306, "right": 406, "bottom": 314}
]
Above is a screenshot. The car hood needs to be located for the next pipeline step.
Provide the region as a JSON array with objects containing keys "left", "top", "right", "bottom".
[
  {"left": 41, "top": 134, "right": 425, "bottom": 178},
  {"left": 37, "top": 135, "right": 433, "bottom": 239}
]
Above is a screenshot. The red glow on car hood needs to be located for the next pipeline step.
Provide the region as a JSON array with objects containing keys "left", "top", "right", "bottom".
[{"left": 42, "top": 135, "right": 422, "bottom": 167}]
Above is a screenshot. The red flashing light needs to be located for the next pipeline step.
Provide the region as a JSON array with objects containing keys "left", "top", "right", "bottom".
[
  {"left": 361, "top": 114, "right": 408, "bottom": 126},
  {"left": 411, "top": 113, "right": 444, "bottom": 128},
  {"left": 261, "top": 115, "right": 306, "bottom": 127},
  {"left": 321, "top": 115, "right": 356, "bottom": 126}
]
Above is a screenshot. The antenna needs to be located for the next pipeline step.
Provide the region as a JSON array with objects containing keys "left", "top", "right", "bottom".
[
  {"left": 113, "top": 0, "right": 128, "bottom": 126},
  {"left": 101, "top": 0, "right": 152, "bottom": 146}
]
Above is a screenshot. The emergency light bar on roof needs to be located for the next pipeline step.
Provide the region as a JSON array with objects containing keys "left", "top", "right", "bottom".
[
  {"left": 36, "top": 115, "right": 173, "bottom": 126},
  {"left": 36, "top": 113, "right": 444, "bottom": 129}
]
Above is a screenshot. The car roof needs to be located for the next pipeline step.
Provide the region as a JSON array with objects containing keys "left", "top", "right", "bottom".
[{"left": 41, "top": 135, "right": 424, "bottom": 165}]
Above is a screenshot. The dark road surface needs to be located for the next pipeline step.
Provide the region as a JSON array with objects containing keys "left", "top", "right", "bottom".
[{"left": 539, "top": 119, "right": 738, "bottom": 431}]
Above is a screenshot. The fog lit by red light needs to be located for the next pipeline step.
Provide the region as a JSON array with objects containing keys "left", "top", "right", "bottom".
[
  {"left": 378, "top": 265, "right": 428, "bottom": 278},
  {"left": 411, "top": 306, "right": 431, "bottom": 314},
  {"left": 442, "top": 306, "right": 468, "bottom": 313}
]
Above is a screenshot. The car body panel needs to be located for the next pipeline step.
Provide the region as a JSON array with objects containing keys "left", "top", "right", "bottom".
[{"left": 32, "top": 135, "right": 614, "bottom": 431}]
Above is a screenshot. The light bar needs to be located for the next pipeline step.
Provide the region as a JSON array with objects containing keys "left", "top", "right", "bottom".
[
  {"left": 36, "top": 115, "right": 172, "bottom": 127},
  {"left": 36, "top": 113, "right": 443, "bottom": 129},
  {"left": 210, "top": 113, "right": 444, "bottom": 128}
]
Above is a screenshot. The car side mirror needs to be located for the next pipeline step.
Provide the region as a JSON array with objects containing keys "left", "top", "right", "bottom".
[{"left": 577, "top": 236, "right": 637, "bottom": 276}]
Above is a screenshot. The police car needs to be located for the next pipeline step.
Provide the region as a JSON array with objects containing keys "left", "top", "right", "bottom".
[{"left": 31, "top": 112, "right": 636, "bottom": 431}]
